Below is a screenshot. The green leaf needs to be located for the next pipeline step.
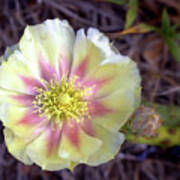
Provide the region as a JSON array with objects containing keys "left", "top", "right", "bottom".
[
  {"left": 165, "top": 37, "right": 180, "bottom": 62},
  {"left": 125, "top": 0, "right": 139, "bottom": 29},
  {"left": 162, "top": 8, "right": 170, "bottom": 31},
  {"left": 155, "top": 9, "right": 180, "bottom": 62}
]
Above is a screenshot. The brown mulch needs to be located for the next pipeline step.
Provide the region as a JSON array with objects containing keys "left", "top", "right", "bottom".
[{"left": 0, "top": 0, "right": 179, "bottom": 179}]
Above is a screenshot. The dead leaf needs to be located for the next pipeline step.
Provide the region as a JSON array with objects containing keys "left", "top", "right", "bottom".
[{"left": 141, "top": 34, "right": 164, "bottom": 66}]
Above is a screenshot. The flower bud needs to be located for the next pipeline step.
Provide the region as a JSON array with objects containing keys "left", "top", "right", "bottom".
[{"left": 131, "top": 106, "right": 162, "bottom": 137}]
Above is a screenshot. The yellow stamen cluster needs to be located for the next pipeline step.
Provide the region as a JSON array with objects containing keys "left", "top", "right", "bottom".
[{"left": 33, "top": 77, "right": 91, "bottom": 124}]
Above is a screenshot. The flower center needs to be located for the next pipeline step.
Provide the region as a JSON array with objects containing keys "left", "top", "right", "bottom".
[{"left": 33, "top": 77, "right": 91, "bottom": 124}]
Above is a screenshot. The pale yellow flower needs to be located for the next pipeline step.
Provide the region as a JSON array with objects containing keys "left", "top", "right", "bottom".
[{"left": 0, "top": 19, "right": 141, "bottom": 170}]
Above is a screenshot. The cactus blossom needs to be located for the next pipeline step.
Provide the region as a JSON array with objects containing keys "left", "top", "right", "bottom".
[{"left": 0, "top": 19, "right": 141, "bottom": 170}]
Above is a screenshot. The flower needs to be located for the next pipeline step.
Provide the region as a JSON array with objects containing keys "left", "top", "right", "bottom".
[{"left": 0, "top": 19, "right": 141, "bottom": 171}]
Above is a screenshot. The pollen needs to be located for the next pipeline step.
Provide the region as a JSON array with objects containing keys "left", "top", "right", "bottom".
[{"left": 33, "top": 76, "right": 92, "bottom": 124}]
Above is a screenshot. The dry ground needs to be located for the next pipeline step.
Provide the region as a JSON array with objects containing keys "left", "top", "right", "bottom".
[{"left": 0, "top": 0, "right": 179, "bottom": 179}]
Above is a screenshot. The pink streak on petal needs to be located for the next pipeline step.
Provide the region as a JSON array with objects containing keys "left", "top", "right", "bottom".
[
  {"left": 80, "top": 78, "right": 112, "bottom": 100},
  {"left": 89, "top": 100, "right": 112, "bottom": 117},
  {"left": 18, "top": 110, "right": 45, "bottom": 125},
  {"left": 30, "top": 124, "right": 48, "bottom": 142},
  {"left": 80, "top": 118, "right": 96, "bottom": 137},
  {"left": 32, "top": 125, "right": 47, "bottom": 138},
  {"left": 20, "top": 76, "right": 44, "bottom": 94},
  {"left": 71, "top": 57, "right": 89, "bottom": 79},
  {"left": 39, "top": 58, "right": 57, "bottom": 82},
  {"left": 47, "top": 124, "right": 62, "bottom": 155},
  {"left": 82, "top": 78, "right": 112, "bottom": 93},
  {"left": 11, "top": 94, "right": 35, "bottom": 106},
  {"left": 59, "top": 57, "right": 70, "bottom": 78},
  {"left": 63, "top": 120, "right": 79, "bottom": 148}
]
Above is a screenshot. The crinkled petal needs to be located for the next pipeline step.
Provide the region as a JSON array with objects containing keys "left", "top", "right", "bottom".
[
  {"left": 26, "top": 126, "right": 70, "bottom": 171},
  {"left": 79, "top": 118, "right": 96, "bottom": 137},
  {"left": 90, "top": 88, "right": 141, "bottom": 131},
  {"left": 87, "top": 122, "right": 125, "bottom": 166},
  {"left": 4, "top": 128, "right": 33, "bottom": 165},
  {"left": 0, "top": 51, "right": 42, "bottom": 94},
  {"left": 58, "top": 120, "right": 102, "bottom": 163},
  {"left": 70, "top": 29, "right": 106, "bottom": 80},
  {"left": 84, "top": 55, "right": 141, "bottom": 99},
  {"left": 2, "top": 44, "right": 19, "bottom": 62},
  {"left": 0, "top": 87, "right": 35, "bottom": 107},
  {"left": 19, "top": 19, "right": 75, "bottom": 78},
  {"left": 86, "top": 28, "right": 116, "bottom": 57},
  {"left": 0, "top": 104, "right": 46, "bottom": 139}
]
